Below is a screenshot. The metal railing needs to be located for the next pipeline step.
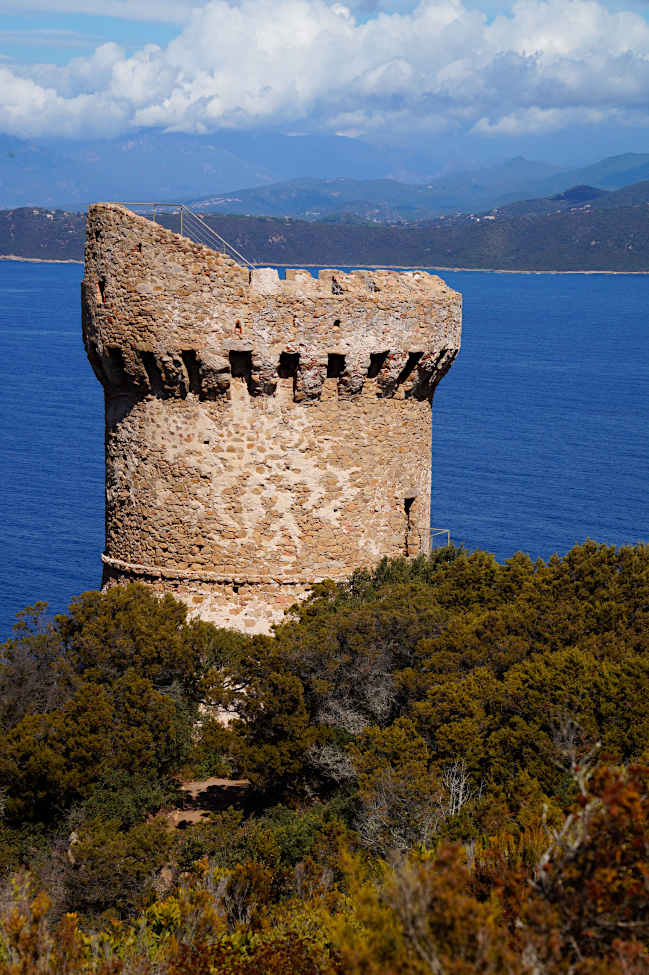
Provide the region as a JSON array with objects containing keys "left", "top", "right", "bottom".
[
  {"left": 106, "top": 202, "right": 255, "bottom": 269},
  {"left": 429, "top": 528, "right": 451, "bottom": 551},
  {"left": 405, "top": 526, "right": 452, "bottom": 557}
]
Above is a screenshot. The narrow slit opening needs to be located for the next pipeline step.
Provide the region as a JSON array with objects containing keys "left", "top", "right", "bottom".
[
  {"left": 181, "top": 350, "right": 202, "bottom": 396},
  {"left": 404, "top": 496, "right": 416, "bottom": 557},
  {"left": 96, "top": 279, "right": 106, "bottom": 304},
  {"left": 140, "top": 351, "right": 165, "bottom": 397},
  {"left": 278, "top": 352, "right": 300, "bottom": 379},
  {"left": 396, "top": 351, "right": 423, "bottom": 385},
  {"left": 367, "top": 351, "right": 389, "bottom": 378},
  {"left": 327, "top": 354, "right": 346, "bottom": 379}
]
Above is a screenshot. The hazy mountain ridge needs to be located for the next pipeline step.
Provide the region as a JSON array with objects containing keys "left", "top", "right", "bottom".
[
  {"left": 0, "top": 131, "right": 448, "bottom": 210},
  {"left": 2, "top": 126, "right": 649, "bottom": 221},
  {"left": 186, "top": 153, "right": 649, "bottom": 222},
  {"left": 424, "top": 179, "right": 649, "bottom": 225}
]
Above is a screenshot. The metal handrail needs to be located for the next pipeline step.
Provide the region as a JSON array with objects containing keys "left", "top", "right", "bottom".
[
  {"left": 102, "top": 202, "right": 255, "bottom": 269},
  {"left": 406, "top": 525, "right": 452, "bottom": 557},
  {"left": 429, "top": 528, "right": 451, "bottom": 551}
]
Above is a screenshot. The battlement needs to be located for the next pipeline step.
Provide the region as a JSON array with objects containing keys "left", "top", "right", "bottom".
[{"left": 83, "top": 204, "right": 462, "bottom": 632}]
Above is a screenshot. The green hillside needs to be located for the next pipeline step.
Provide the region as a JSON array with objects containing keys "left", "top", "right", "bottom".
[
  {"left": 0, "top": 207, "right": 84, "bottom": 260},
  {"left": 478, "top": 179, "right": 649, "bottom": 221},
  {"left": 2, "top": 193, "right": 649, "bottom": 271},
  {"left": 199, "top": 204, "right": 649, "bottom": 271}
]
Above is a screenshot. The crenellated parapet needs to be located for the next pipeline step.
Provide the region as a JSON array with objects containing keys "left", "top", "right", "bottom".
[
  {"left": 83, "top": 204, "right": 461, "bottom": 633},
  {"left": 86, "top": 331, "right": 456, "bottom": 405}
]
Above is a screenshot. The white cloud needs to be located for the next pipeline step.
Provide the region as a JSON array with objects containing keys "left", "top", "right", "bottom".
[{"left": 1, "top": 0, "right": 649, "bottom": 140}]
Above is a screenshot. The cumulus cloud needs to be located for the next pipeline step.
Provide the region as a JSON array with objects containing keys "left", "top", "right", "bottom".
[{"left": 1, "top": 0, "right": 649, "bottom": 140}]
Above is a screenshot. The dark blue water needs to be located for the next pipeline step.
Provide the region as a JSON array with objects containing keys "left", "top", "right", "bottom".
[
  {"left": 433, "top": 270, "right": 649, "bottom": 558},
  {"left": 1, "top": 262, "right": 648, "bottom": 638},
  {"left": 0, "top": 261, "right": 104, "bottom": 638}
]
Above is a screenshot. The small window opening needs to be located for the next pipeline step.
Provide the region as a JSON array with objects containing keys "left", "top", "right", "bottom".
[
  {"left": 367, "top": 351, "right": 389, "bottom": 378},
  {"left": 332, "top": 318, "right": 341, "bottom": 328},
  {"left": 180, "top": 350, "right": 202, "bottom": 397},
  {"left": 396, "top": 351, "right": 423, "bottom": 385},
  {"left": 331, "top": 277, "right": 344, "bottom": 295},
  {"left": 104, "top": 346, "right": 128, "bottom": 387},
  {"left": 327, "top": 354, "right": 346, "bottom": 378},
  {"left": 229, "top": 350, "right": 252, "bottom": 384},
  {"left": 95, "top": 279, "right": 106, "bottom": 304},
  {"left": 278, "top": 352, "right": 300, "bottom": 378},
  {"left": 137, "top": 243, "right": 142, "bottom": 254},
  {"left": 140, "top": 351, "right": 165, "bottom": 397},
  {"left": 234, "top": 320, "right": 242, "bottom": 336}
]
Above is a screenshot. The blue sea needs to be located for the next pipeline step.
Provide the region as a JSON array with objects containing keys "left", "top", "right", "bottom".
[{"left": 1, "top": 260, "right": 648, "bottom": 639}]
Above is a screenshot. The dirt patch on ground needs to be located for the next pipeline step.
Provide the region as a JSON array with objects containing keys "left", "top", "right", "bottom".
[{"left": 167, "top": 777, "right": 254, "bottom": 828}]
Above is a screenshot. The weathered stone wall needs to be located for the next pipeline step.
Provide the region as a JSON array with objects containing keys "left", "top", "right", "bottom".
[{"left": 82, "top": 204, "right": 462, "bottom": 632}]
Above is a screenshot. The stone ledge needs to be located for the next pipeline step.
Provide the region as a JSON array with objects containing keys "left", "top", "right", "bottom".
[{"left": 101, "top": 553, "right": 327, "bottom": 586}]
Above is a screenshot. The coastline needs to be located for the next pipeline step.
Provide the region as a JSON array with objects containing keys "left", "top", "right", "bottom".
[
  {"left": 0, "top": 254, "right": 83, "bottom": 265},
  {"left": 290, "top": 265, "right": 649, "bottom": 275},
  {"left": 1, "top": 254, "right": 648, "bottom": 274}
]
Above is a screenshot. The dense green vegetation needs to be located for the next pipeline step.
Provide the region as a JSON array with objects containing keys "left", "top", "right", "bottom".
[
  {"left": 0, "top": 207, "right": 84, "bottom": 261},
  {"left": 4, "top": 192, "right": 649, "bottom": 269},
  {"left": 199, "top": 205, "right": 649, "bottom": 270},
  {"left": 2, "top": 541, "right": 649, "bottom": 973}
]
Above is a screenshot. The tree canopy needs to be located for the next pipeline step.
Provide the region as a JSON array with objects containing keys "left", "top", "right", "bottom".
[{"left": 2, "top": 541, "right": 649, "bottom": 974}]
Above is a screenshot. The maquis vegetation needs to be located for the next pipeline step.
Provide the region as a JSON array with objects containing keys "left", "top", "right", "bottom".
[{"left": 1, "top": 540, "right": 649, "bottom": 974}]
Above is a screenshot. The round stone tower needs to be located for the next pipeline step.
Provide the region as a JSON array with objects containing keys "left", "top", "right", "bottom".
[{"left": 82, "top": 204, "right": 462, "bottom": 632}]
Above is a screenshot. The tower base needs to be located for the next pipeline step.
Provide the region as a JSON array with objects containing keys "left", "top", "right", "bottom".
[{"left": 101, "top": 554, "right": 312, "bottom": 633}]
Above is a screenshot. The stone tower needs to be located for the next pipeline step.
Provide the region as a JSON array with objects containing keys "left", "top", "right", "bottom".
[{"left": 82, "top": 204, "right": 462, "bottom": 633}]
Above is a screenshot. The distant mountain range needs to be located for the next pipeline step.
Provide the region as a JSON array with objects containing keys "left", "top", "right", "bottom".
[
  {"left": 0, "top": 130, "right": 452, "bottom": 210},
  {"left": 185, "top": 153, "right": 649, "bottom": 222},
  {"left": 3, "top": 126, "right": 649, "bottom": 224},
  {"left": 415, "top": 179, "right": 649, "bottom": 227},
  {"left": 4, "top": 176, "right": 649, "bottom": 271}
]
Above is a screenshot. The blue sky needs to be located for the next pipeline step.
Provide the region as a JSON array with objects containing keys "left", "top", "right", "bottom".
[
  {"left": 1, "top": 0, "right": 649, "bottom": 166},
  {"left": 0, "top": 14, "right": 179, "bottom": 65}
]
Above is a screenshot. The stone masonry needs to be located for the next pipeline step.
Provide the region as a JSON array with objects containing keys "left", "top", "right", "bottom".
[{"left": 82, "top": 204, "right": 462, "bottom": 633}]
